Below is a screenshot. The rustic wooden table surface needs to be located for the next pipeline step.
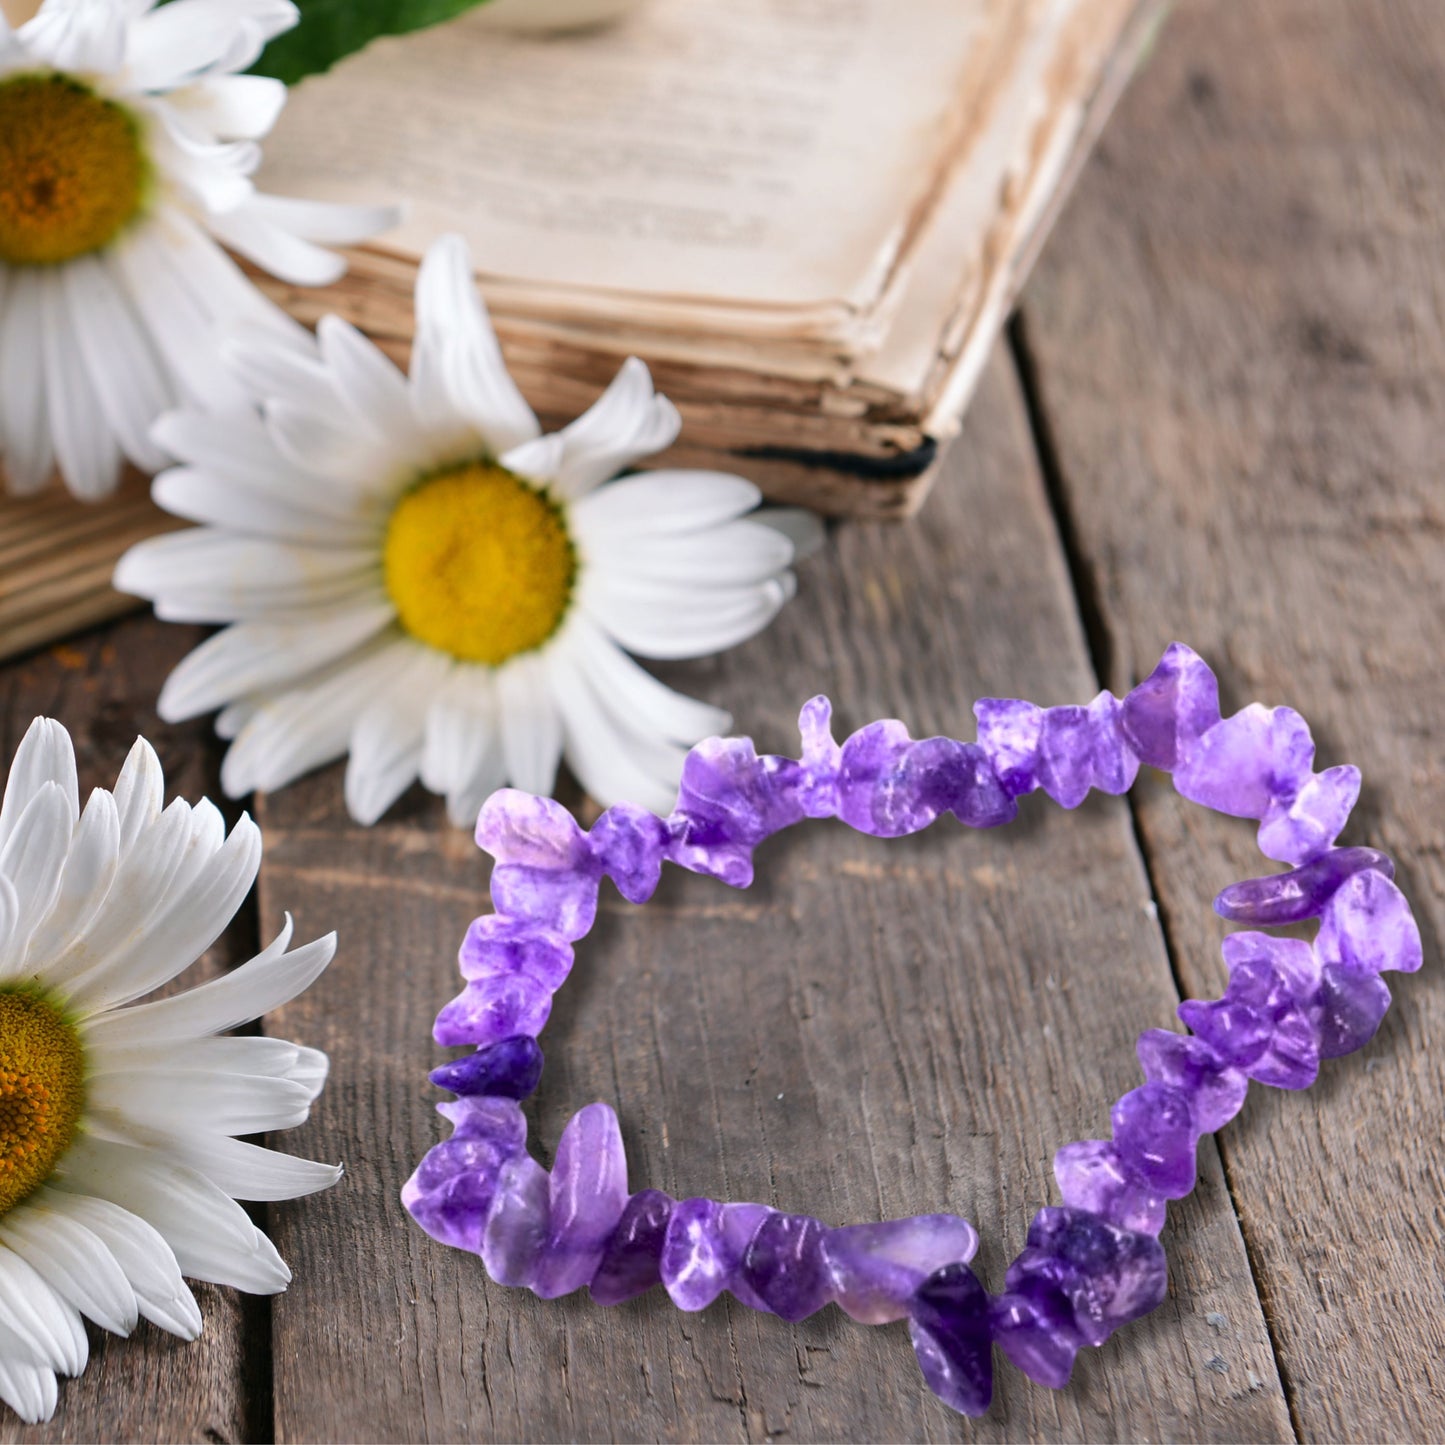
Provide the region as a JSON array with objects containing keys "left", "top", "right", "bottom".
[{"left": 3, "top": 1, "right": 1442, "bottom": 1441}]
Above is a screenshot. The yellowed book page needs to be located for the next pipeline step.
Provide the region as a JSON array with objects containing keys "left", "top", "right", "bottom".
[{"left": 260, "top": 0, "right": 992, "bottom": 313}]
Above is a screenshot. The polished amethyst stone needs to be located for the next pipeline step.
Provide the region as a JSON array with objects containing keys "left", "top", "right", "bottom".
[
  {"left": 1053, "top": 1140, "right": 1166, "bottom": 1236},
  {"left": 1257, "top": 764, "right": 1361, "bottom": 864},
  {"left": 530, "top": 1103, "right": 631, "bottom": 1298},
  {"left": 1037, "top": 692, "right": 1139, "bottom": 808},
  {"left": 1214, "top": 847, "right": 1394, "bottom": 925},
  {"left": 824, "top": 1213, "right": 981, "bottom": 1325},
  {"left": 1111, "top": 1082, "right": 1198, "bottom": 1197},
  {"left": 434, "top": 973, "right": 553, "bottom": 1048},
  {"left": 1005, "top": 1208, "right": 1167, "bottom": 1349},
  {"left": 991, "top": 1282, "right": 1082, "bottom": 1388},
  {"left": 669, "top": 738, "right": 807, "bottom": 886},
  {"left": 430, "top": 1036, "right": 545, "bottom": 1100},
  {"left": 1175, "top": 704, "right": 1314, "bottom": 820},
  {"left": 589, "top": 803, "right": 670, "bottom": 903},
  {"left": 459, "top": 914, "right": 574, "bottom": 989},
  {"left": 591, "top": 1189, "right": 675, "bottom": 1306},
  {"left": 1316, "top": 869, "right": 1423, "bottom": 976},
  {"left": 660, "top": 1197, "right": 734, "bottom": 1311},
  {"left": 482, "top": 1153, "right": 551, "bottom": 1287},
  {"left": 739, "top": 1212, "right": 833, "bottom": 1322},
  {"left": 404, "top": 648, "right": 1418, "bottom": 1422},
  {"left": 973, "top": 697, "right": 1043, "bottom": 796},
  {"left": 1135, "top": 1029, "right": 1247, "bottom": 1133},
  {"left": 1120, "top": 642, "right": 1221, "bottom": 770},
  {"left": 907, "top": 1263, "right": 995, "bottom": 1416},
  {"left": 1314, "top": 966, "right": 1392, "bottom": 1058}
]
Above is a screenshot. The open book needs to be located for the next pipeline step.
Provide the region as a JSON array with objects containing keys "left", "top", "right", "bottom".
[{"left": 256, "top": 0, "right": 1163, "bottom": 517}]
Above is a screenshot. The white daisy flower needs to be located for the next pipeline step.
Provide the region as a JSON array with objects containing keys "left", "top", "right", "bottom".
[
  {"left": 0, "top": 0, "right": 396, "bottom": 501},
  {"left": 0, "top": 716, "right": 339, "bottom": 1425},
  {"left": 115, "top": 234, "right": 822, "bottom": 826}
]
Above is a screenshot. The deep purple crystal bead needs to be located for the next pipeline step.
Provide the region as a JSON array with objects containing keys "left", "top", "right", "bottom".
[
  {"left": 907, "top": 1263, "right": 995, "bottom": 1416},
  {"left": 530, "top": 1102, "right": 631, "bottom": 1299},
  {"left": 1119, "top": 642, "right": 1222, "bottom": 771},
  {"left": 739, "top": 1212, "right": 833, "bottom": 1322},
  {"left": 1053, "top": 1140, "right": 1166, "bottom": 1236},
  {"left": 1005, "top": 1208, "right": 1167, "bottom": 1349},
  {"left": 430, "top": 1036, "right": 545, "bottom": 1101},
  {"left": 991, "top": 1281, "right": 1082, "bottom": 1389},
  {"left": 590, "top": 1189, "right": 675, "bottom": 1306},
  {"left": 670, "top": 737, "right": 807, "bottom": 886},
  {"left": 1214, "top": 847, "right": 1394, "bottom": 925},
  {"left": 824, "top": 1213, "right": 981, "bottom": 1325},
  {"left": 589, "top": 803, "right": 670, "bottom": 903},
  {"left": 1316, "top": 869, "right": 1423, "bottom": 976},
  {"left": 1111, "top": 1082, "right": 1198, "bottom": 1197},
  {"left": 1314, "top": 966, "right": 1392, "bottom": 1058}
]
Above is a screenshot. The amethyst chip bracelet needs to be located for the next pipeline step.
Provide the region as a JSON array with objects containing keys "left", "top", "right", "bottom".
[{"left": 402, "top": 643, "right": 1421, "bottom": 1416}]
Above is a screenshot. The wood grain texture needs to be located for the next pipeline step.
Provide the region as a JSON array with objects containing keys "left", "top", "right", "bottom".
[
  {"left": 1019, "top": 0, "right": 1445, "bottom": 1437},
  {"left": 255, "top": 355, "right": 1289, "bottom": 1443},
  {"left": 0, "top": 617, "right": 261, "bottom": 1444},
  {"left": 0, "top": 475, "right": 178, "bottom": 665}
]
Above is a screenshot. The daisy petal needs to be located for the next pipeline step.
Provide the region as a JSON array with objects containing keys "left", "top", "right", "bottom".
[
  {"left": 420, "top": 670, "right": 506, "bottom": 830},
  {"left": 0, "top": 1192, "right": 138, "bottom": 1337},
  {"left": 0, "top": 717, "right": 79, "bottom": 854},
  {"left": 564, "top": 612, "right": 730, "bottom": 744},
  {"left": 21, "top": 788, "right": 120, "bottom": 974},
  {"left": 39, "top": 269, "right": 124, "bottom": 499},
  {"left": 156, "top": 598, "right": 395, "bottom": 721},
  {"left": 0, "top": 279, "right": 56, "bottom": 495},
  {"left": 567, "top": 468, "right": 762, "bottom": 539},
  {"left": 206, "top": 206, "right": 346, "bottom": 287},
  {"left": 344, "top": 645, "right": 450, "bottom": 824},
  {"left": 247, "top": 192, "right": 401, "bottom": 246},
  {"left": 588, "top": 517, "right": 797, "bottom": 588},
  {"left": 0, "top": 784, "right": 74, "bottom": 981},
  {"left": 43, "top": 1193, "right": 200, "bottom": 1339},
  {"left": 20, "top": 0, "right": 127, "bottom": 71},
  {"left": 169, "top": 1134, "right": 341, "bottom": 1203},
  {"left": 497, "top": 652, "right": 563, "bottom": 796},
  {"left": 413, "top": 233, "right": 538, "bottom": 454},
  {"left": 61, "top": 256, "right": 172, "bottom": 474},
  {"left": 0, "top": 1345, "right": 57, "bottom": 1424},
  {"left": 168, "top": 73, "right": 287, "bottom": 138},
  {"left": 0, "top": 1247, "right": 85, "bottom": 1377},
  {"left": 548, "top": 649, "right": 682, "bottom": 813},
  {"left": 582, "top": 571, "right": 795, "bottom": 660}
]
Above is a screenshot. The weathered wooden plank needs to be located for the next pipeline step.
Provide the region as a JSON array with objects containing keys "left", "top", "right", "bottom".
[
  {"left": 0, "top": 618, "right": 259, "bottom": 1444},
  {"left": 0, "top": 475, "right": 178, "bottom": 666},
  {"left": 1019, "top": 0, "right": 1445, "bottom": 1437},
  {"left": 259, "top": 353, "right": 1288, "bottom": 1443}
]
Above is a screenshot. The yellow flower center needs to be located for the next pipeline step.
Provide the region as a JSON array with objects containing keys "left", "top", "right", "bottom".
[
  {"left": 384, "top": 461, "right": 577, "bottom": 665},
  {"left": 0, "top": 73, "right": 150, "bottom": 267},
  {"left": 0, "top": 989, "right": 85, "bottom": 1216}
]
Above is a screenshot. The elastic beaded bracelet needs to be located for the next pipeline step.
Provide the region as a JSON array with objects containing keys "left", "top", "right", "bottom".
[{"left": 402, "top": 643, "right": 1420, "bottom": 1416}]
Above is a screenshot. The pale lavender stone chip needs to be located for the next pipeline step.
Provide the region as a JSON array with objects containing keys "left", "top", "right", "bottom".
[
  {"left": 1175, "top": 704, "right": 1315, "bottom": 820},
  {"left": 660, "top": 1198, "right": 734, "bottom": 1311},
  {"left": 1316, "top": 869, "right": 1423, "bottom": 976},
  {"left": 531, "top": 1102, "right": 630, "bottom": 1299},
  {"left": 974, "top": 697, "right": 1044, "bottom": 797},
  {"left": 1111, "top": 1082, "right": 1197, "bottom": 1197},
  {"left": 458, "top": 914, "right": 574, "bottom": 989},
  {"left": 433, "top": 973, "right": 553, "bottom": 1048},
  {"left": 1120, "top": 643, "right": 1221, "bottom": 771},
  {"left": 1257, "top": 764, "right": 1361, "bottom": 864},
  {"left": 482, "top": 1154, "right": 551, "bottom": 1288},
  {"left": 589, "top": 804, "right": 670, "bottom": 903},
  {"left": 1053, "top": 1140, "right": 1166, "bottom": 1236},
  {"left": 1135, "top": 1030, "right": 1247, "bottom": 1134},
  {"left": 824, "top": 1214, "right": 981, "bottom": 1324}
]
